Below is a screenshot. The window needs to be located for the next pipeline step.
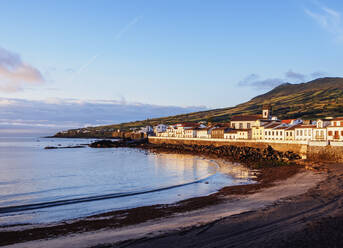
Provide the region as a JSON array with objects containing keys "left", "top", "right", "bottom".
[
  {"left": 247, "top": 123, "right": 251, "bottom": 129},
  {"left": 272, "top": 131, "right": 274, "bottom": 136},
  {"left": 276, "top": 131, "right": 278, "bottom": 136},
  {"left": 239, "top": 123, "right": 243, "bottom": 129},
  {"left": 300, "top": 130, "right": 303, "bottom": 136},
  {"left": 328, "top": 131, "right": 333, "bottom": 136},
  {"left": 297, "top": 130, "right": 299, "bottom": 136},
  {"left": 341, "top": 131, "right": 343, "bottom": 136}
]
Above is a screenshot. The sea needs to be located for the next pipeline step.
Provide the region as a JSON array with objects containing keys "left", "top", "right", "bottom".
[{"left": 0, "top": 137, "right": 255, "bottom": 226}]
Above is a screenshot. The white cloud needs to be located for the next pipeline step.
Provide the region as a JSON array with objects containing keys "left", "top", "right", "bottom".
[
  {"left": 0, "top": 99, "right": 16, "bottom": 106},
  {"left": 238, "top": 74, "right": 283, "bottom": 89},
  {"left": 238, "top": 70, "right": 327, "bottom": 89},
  {"left": 0, "top": 97, "right": 207, "bottom": 135},
  {"left": 285, "top": 70, "right": 306, "bottom": 81},
  {"left": 0, "top": 47, "right": 44, "bottom": 92},
  {"left": 305, "top": 3, "right": 343, "bottom": 41}
]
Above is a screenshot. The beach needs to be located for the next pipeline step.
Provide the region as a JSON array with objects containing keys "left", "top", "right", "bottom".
[{"left": 0, "top": 157, "right": 331, "bottom": 247}]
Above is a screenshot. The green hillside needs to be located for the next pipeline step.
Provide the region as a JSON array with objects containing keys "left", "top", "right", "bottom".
[{"left": 62, "top": 77, "right": 343, "bottom": 134}]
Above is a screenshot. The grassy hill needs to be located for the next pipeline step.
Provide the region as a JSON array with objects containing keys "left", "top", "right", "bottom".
[{"left": 62, "top": 77, "right": 343, "bottom": 134}]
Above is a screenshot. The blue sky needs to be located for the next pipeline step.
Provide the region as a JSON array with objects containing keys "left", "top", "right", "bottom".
[{"left": 0, "top": 0, "right": 343, "bottom": 134}]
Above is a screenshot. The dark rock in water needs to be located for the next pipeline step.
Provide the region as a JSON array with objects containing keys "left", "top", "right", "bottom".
[
  {"left": 44, "top": 145, "right": 86, "bottom": 149},
  {"left": 89, "top": 140, "right": 119, "bottom": 148},
  {"left": 89, "top": 139, "right": 148, "bottom": 148},
  {"left": 45, "top": 146, "right": 58, "bottom": 149}
]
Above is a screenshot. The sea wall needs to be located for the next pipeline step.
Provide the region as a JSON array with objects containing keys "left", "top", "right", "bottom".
[
  {"left": 307, "top": 145, "right": 343, "bottom": 162},
  {"left": 148, "top": 137, "right": 343, "bottom": 161},
  {"left": 149, "top": 137, "right": 307, "bottom": 158}
]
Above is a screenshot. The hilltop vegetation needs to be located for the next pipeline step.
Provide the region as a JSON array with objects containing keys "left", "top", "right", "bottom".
[{"left": 57, "top": 77, "right": 343, "bottom": 135}]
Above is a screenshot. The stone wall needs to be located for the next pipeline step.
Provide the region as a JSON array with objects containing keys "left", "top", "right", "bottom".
[
  {"left": 307, "top": 145, "right": 343, "bottom": 162},
  {"left": 148, "top": 137, "right": 307, "bottom": 158}
]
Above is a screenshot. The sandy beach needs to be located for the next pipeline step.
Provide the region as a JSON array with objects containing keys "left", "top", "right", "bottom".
[{"left": 0, "top": 159, "right": 334, "bottom": 248}]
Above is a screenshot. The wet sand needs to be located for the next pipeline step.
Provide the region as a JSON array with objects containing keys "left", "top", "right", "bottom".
[
  {"left": 103, "top": 163, "right": 343, "bottom": 248},
  {"left": 0, "top": 160, "right": 329, "bottom": 248}
]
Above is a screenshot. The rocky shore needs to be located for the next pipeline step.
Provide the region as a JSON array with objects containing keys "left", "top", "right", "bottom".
[{"left": 89, "top": 139, "right": 301, "bottom": 168}]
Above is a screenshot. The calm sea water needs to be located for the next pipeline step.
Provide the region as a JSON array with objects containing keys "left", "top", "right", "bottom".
[{"left": 0, "top": 137, "right": 254, "bottom": 226}]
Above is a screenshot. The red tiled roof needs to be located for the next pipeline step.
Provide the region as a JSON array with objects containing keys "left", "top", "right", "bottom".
[{"left": 281, "top": 119, "right": 296, "bottom": 124}]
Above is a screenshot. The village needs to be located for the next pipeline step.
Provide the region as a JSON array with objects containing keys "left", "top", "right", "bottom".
[{"left": 136, "top": 106, "right": 343, "bottom": 146}]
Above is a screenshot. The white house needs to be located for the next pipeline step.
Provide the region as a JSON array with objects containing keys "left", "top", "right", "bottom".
[
  {"left": 196, "top": 128, "right": 211, "bottom": 138},
  {"left": 294, "top": 125, "right": 315, "bottom": 141},
  {"left": 252, "top": 120, "right": 278, "bottom": 140},
  {"left": 327, "top": 117, "right": 343, "bottom": 141},
  {"left": 312, "top": 119, "right": 329, "bottom": 141},
  {"left": 184, "top": 128, "right": 197, "bottom": 138},
  {"left": 230, "top": 115, "right": 261, "bottom": 129},
  {"left": 154, "top": 124, "right": 167, "bottom": 134},
  {"left": 237, "top": 129, "right": 251, "bottom": 140},
  {"left": 284, "top": 124, "right": 302, "bottom": 140},
  {"left": 224, "top": 129, "right": 251, "bottom": 140},
  {"left": 165, "top": 125, "right": 177, "bottom": 137},
  {"left": 224, "top": 130, "right": 238, "bottom": 140},
  {"left": 272, "top": 125, "right": 289, "bottom": 140},
  {"left": 263, "top": 123, "right": 285, "bottom": 140},
  {"left": 174, "top": 123, "right": 199, "bottom": 138},
  {"left": 140, "top": 126, "right": 153, "bottom": 134}
]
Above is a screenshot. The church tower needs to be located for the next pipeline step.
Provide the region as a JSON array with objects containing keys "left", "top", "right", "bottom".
[{"left": 262, "top": 105, "right": 271, "bottom": 119}]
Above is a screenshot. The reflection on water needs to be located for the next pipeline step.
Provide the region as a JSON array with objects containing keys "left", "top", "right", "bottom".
[
  {"left": 217, "top": 161, "right": 255, "bottom": 179},
  {"left": 0, "top": 137, "right": 255, "bottom": 226}
]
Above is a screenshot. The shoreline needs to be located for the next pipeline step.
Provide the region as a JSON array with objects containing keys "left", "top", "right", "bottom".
[
  {"left": 0, "top": 163, "right": 325, "bottom": 248},
  {"left": 0, "top": 153, "right": 311, "bottom": 247}
]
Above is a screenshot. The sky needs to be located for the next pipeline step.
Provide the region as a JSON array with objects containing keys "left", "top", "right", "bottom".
[{"left": 1, "top": 0, "right": 343, "bottom": 135}]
